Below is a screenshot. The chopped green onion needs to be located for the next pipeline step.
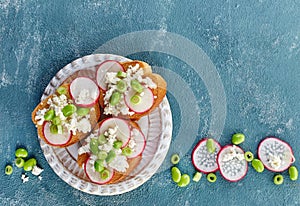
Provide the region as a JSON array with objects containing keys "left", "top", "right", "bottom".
[
  {"left": 131, "top": 79, "right": 144, "bottom": 93},
  {"left": 130, "top": 94, "right": 141, "bottom": 105},
  {"left": 116, "top": 71, "right": 127, "bottom": 78},
  {"left": 109, "top": 91, "right": 121, "bottom": 106},
  {"left": 44, "top": 109, "right": 55, "bottom": 121},
  {"left": 56, "top": 86, "right": 67, "bottom": 95},
  {"left": 62, "top": 104, "right": 77, "bottom": 117},
  {"left": 116, "top": 80, "right": 127, "bottom": 93}
]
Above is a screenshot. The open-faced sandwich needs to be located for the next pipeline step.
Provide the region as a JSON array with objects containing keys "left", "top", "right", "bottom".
[{"left": 31, "top": 78, "right": 101, "bottom": 147}]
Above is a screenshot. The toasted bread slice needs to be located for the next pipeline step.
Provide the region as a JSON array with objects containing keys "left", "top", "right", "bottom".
[
  {"left": 31, "top": 84, "right": 101, "bottom": 147},
  {"left": 98, "top": 60, "right": 167, "bottom": 121}
]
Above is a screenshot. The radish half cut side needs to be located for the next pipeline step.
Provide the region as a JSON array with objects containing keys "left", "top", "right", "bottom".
[
  {"left": 43, "top": 122, "right": 72, "bottom": 146},
  {"left": 99, "top": 118, "right": 131, "bottom": 148},
  {"left": 258, "top": 136, "right": 294, "bottom": 172},
  {"left": 124, "top": 88, "right": 154, "bottom": 114},
  {"left": 191, "top": 138, "right": 221, "bottom": 174},
  {"left": 70, "top": 77, "right": 100, "bottom": 107},
  {"left": 217, "top": 145, "right": 248, "bottom": 182},
  {"left": 84, "top": 157, "right": 114, "bottom": 184},
  {"left": 96, "top": 60, "right": 124, "bottom": 90},
  {"left": 126, "top": 128, "right": 146, "bottom": 159}
]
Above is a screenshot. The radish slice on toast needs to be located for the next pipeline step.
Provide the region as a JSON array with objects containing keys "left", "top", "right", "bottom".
[
  {"left": 70, "top": 77, "right": 100, "bottom": 107},
  {"left": 217, "top": 145, "right": 248, "bottom": 182},
  {"left": 84, "top": 157, "right": 114, "bottom": 184},
  {"left": 43, "top": 122, "right": 72, "bottom": 146},
  {"left": 191, "top": 138, "right": 221, "bottom": 174},
  {"left": 124, "top": 88, "right": 154, "bottom": 114},
  {"left": 96, "top": 60, "right": 124, "bottom": 90},
  {"left": 258, "top": 137, "right": 294, "bottom": 172},
  {"left": 127, "top": 128, "right": 146, "bottom": 158}
]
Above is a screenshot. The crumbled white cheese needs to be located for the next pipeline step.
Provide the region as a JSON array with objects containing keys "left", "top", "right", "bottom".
[
  {"left": 268, "top": 155, "right": 282, "bottom": 169},
  {"left": 32, "top": 165, "right": 44, "bottom": 176},
  {"left": 38, "top": 176, "right": 42, "bottom": 181},
  {"left": 77, "top": 118, "right": 92, "bottom": 133},
  {"left": 75, "top": 89, "right": 94, "bottom": 105},
  {"left": 21, "top": 174, "right": 29, "bottom": 183},
  {"left": 222, "top": 146, "right": 245, "bottom": 162},
  {"left": 108, "top": 155, "right": 129, "bottom": 173}
]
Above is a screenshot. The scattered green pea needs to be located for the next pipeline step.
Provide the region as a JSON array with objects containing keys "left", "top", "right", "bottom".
[
  {"left": 252, "top": 159, "right": 264, "bottom": 173},
  {"left": 94, "top": 159, "right": 104, "bottom": 172},
  {"left": 113, "top": 140, "right": 123, "bottom": 149},
  {"left": 177, "top": 174, "right": 190, "bottom": 187},
  {"left": 109, "top": 91, "right": 121, "bottom": 106},
  {"left": 97, "top": 151, "right": 108, "bottom": 160},
  {"left": 106, "top": 150, "right": 116, "bottom": 163},
  {"left": 76, "top": 107, "right": 90, "bottom": 116},
  {"left": 131, "top": 79, "right": 144, "bottom": 93},
  {"left": 289, "top": 166, "right": 298, "bottom": 181},
  {"left": 56, "top": 86, "right": 67, "bottom": 95},
  {"left": 15, "top": 157, "right": 25, "bottom": 168},
  {"left": 50, "top": 124, "right": 58, "bottom": 134},
  {"left": 171, "top": 154, "right": 180, "bottom": 165},
  {"left": 52, "top": 116, "right": 61, "bottom": 125},
  {"left": 15, "top": 148, "right": 28, "bottom": 158},
  {"left": 207, "top": 173, "right": 217, "bottom": 183},
  {"left": 5, "top": 165, "right": 13, "bottom": 175},
  {"left": 206, "top": 138, "right": 216, "bottom": 154},
  {"left": 44, "top": 109, "right": 55, "bottom": 121},
  {"left": 23, "top": 158, "right": 36, "bottom": 171},
  {"left": 193, "top": 172, "right": 202, "bottom": 182},
  {"left": 273, "top": 174, "right": 284, "bottom": 185},
  {"left": 98, "top": 134, "right": 107, "bottom": 145},
  {"left": 62, "top": 104, "right": 77, "bottom": 117},
  {"left": 90, "top": 139, "right": 99, "bottom": 155},
  {"left": 244, "top": 151, "right": 254, "bottom": 162},
  {"left": 100, "top": 169, "right": 110, "bottom": 180},
  {"left": 116, "top": 80, "right": 127, "bottom": 93},
  {"left": 231, "top": 133, "right": 245, "bottom": 145},
  {"left": 122, "top": 147, "right": 132, "bottom": 156},
  {"left": 116, "top": 71, "right": 127, "bottom": 78},
  {"left": 171, "top": 167, "right": 181, "bottom": 183}
]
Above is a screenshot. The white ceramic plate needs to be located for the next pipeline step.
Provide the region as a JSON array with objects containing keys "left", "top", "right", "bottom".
[{"left": 38, "top": 54, "right": 172, "bottom": 195}]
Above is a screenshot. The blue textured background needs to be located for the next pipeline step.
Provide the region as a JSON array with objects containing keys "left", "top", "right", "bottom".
[{"left": 1, "top": 0, "right": 300, "bottom": 205}]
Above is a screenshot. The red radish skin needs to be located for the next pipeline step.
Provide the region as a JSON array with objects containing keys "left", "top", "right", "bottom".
[
  {"left": 69, "top": 77, "right": 100, "bottom": 108},
  {"left": 257, "top": 137, "right": 294, "bottom": 172},
  {"left": 96, "top": 60, "right": 124, "bottom": 91},
  {"left": 84, "top": 157, "right": 114, "bottom": 185},
  {"left": 191, "top": 138, "right": 222, "bottom": 174},
  {"left": 126, "top": 128, "right": 146, "bottom": 159},
  {"left": 124, "top": 88, "right": 154, "bottom": 114},
  {"left": 217, "top": 145, "right": 248, "bottom": 182},
  {"left": 99, "top": 118, "right": 131, "bottom": 148},
  {"left": 42, "top": 122, "right": 72, "bottom": 146}
]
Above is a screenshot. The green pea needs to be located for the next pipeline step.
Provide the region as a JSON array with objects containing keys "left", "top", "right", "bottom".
[
  {"left": 131, "top": 79, "right": 144, "bottom": 93},
  {"left": 130, "top": 95, "right": 141, "bottom": 105},
  {"left": 100, "top": 169, "right": 110, "bottom": 180},
  {"left": 116, "top": 71, "right": 127, "bottom": 78},
  {"left": 5, "top": 165, "right": 13, "bottom": 175},
  {"left": 98, "top": 134, "right": 107, "bottom": 145},
  {"left": 116, "top": 80, "right": 127, "bottom": 93},
  {"left": 177, "top": 174, "right": 190, "bottom": 187},
  {"left": 15, "top": 157, "right": 25, "bottom": 168},
  {"left": 122, "top": 147, "right": 132, "bottom": 156},
  {"left": 94, "top": 159, "right": 104, "bottom": 172},
  {"left": 289, "top": 166, "right": 298, "bottom": 181},
  {"left": 76, "top": 107, "right": 90, "bottom": 116},
  {"left": 113, "top": 140, "right": 123, "bottom": 149},
  {"left": 109, "top": 91, "right": 121, "bottom": 106},
  {"left": 56, "top": 86, "right": 67, "bottom": 95},
  {"left": 106, "top": 150, "right": 116, "bottom": 163},
  {"left": 97, "top": 151, "right": 108, "bottom": 160},
  {"left": 44, "top": 109, "right": 55, "bottom": 121},
  {"left": 193, "top": 172, "right": 202, "bottom": 182},
  {"left": 23, "top": 158, "right": 37, "bottom": 171},
  {"left": 171, "top": 167, "right": 181, "bottom": 183},
  {"left": 52, "top": 116, "right": 61, "bottom": 125},
  {"left": 273, "top": 174, "right": 284, "bottom": 185},
  {"left": 206, "top": 138, "right": 216, "bottom": 154},
  {"left": 15, "top": 148, "right": 28, "bottom": 158},
  {"left": 232, "top": 133, "right": 245, "bottom": 145},
  {"left": 171, "top": 154, "right": 180, "bottom": 165},
  {"left": 62, "top": 104, "right": 77, "bottom": 117},
  {"left": 252, "top": 159, "right": 264, "bottom": 173},
  {"left": 90, "top": 139, "right": 99, "bottom": 155},
  {"left": 244, "top": 151, "right": 254, "bottom": 162},
  {"left": 207, "top": 173, "right": 217, "bottom": 183}
]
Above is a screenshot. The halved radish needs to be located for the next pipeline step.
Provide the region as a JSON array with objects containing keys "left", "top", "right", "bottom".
[
  {"left": 258, "top": 136, "right": 294, "bottom": 172},
  {"left": 217, "top": 145, "right": 248, "bottom": 182},
  {"left": 99, "top": 118, "right": 131, "bottom": 147},
  {"left": 124, "top": 88, "right": 154, "bottom": 114},
  {"left": 84, "top": 157, "right": 114, "bottom": 184},
  {"left": 96, "top": 60, "right": 124, "bottom": 90},
  {"left": 70, "top": 77, "right": 100, "bottom": 107},
  {"left": 127, "top": 128, "right": 146, "bottom": 158},
  {"left": 191, "top": 138, "right": 221, "bottom": 174},
  {"left": 43, "top": 122, "right": 72, "bottom": 146}
]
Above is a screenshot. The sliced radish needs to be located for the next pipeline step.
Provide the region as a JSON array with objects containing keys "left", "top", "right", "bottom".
[
  {"left": 126, "top": 128, "right": 146, "bottom": 158},
  {"left": 99, "top": 118, "right": 131, "bottom": 147},
  {"left": 124, "top": 88, "right": 154, "bottom": 114},
  {"left": 84, "top": 157, "right": 114, "bottom": 184},
  {"left": 217, "top": 145, "right": 248, "bottom": 182},
  {"left": 96, "top": 60, "right": 124, "bottom": 90},
  {"left": 43, "top": 122, "right": 72, "bottom": 146},
  {"left": 191, "top": 138, "right": 221, "bottom": 174},
  {"left": 258, "top": 137, "right": 294, "bottom": 172},
  {"left": 69, "top": 77, "right": 100, "bottom": 107}
]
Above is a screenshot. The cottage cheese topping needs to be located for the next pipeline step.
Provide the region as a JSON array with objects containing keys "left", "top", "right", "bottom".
[
  {"left": 103, "top": 64, "right": 157, "bottom": 116},
  {"left": 268, "top": 155, "right": 282, "bottom": 169},
  {"left": 222, "top": 145, "right": 245, "bottom": 162},
  {"left": 75, "top": 89, "right": 95, "bottom": 105}
]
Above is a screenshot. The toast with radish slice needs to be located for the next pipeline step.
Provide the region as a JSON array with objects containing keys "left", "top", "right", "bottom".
[
  {"left": 77, "top": 117, "right": 146, "bottom": 184},
  {"left": 31, "top": 83, "right": 101, "bottom": 147},
  {"left": 97, "top": 60, "right": 167, "bottom": 121}
]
